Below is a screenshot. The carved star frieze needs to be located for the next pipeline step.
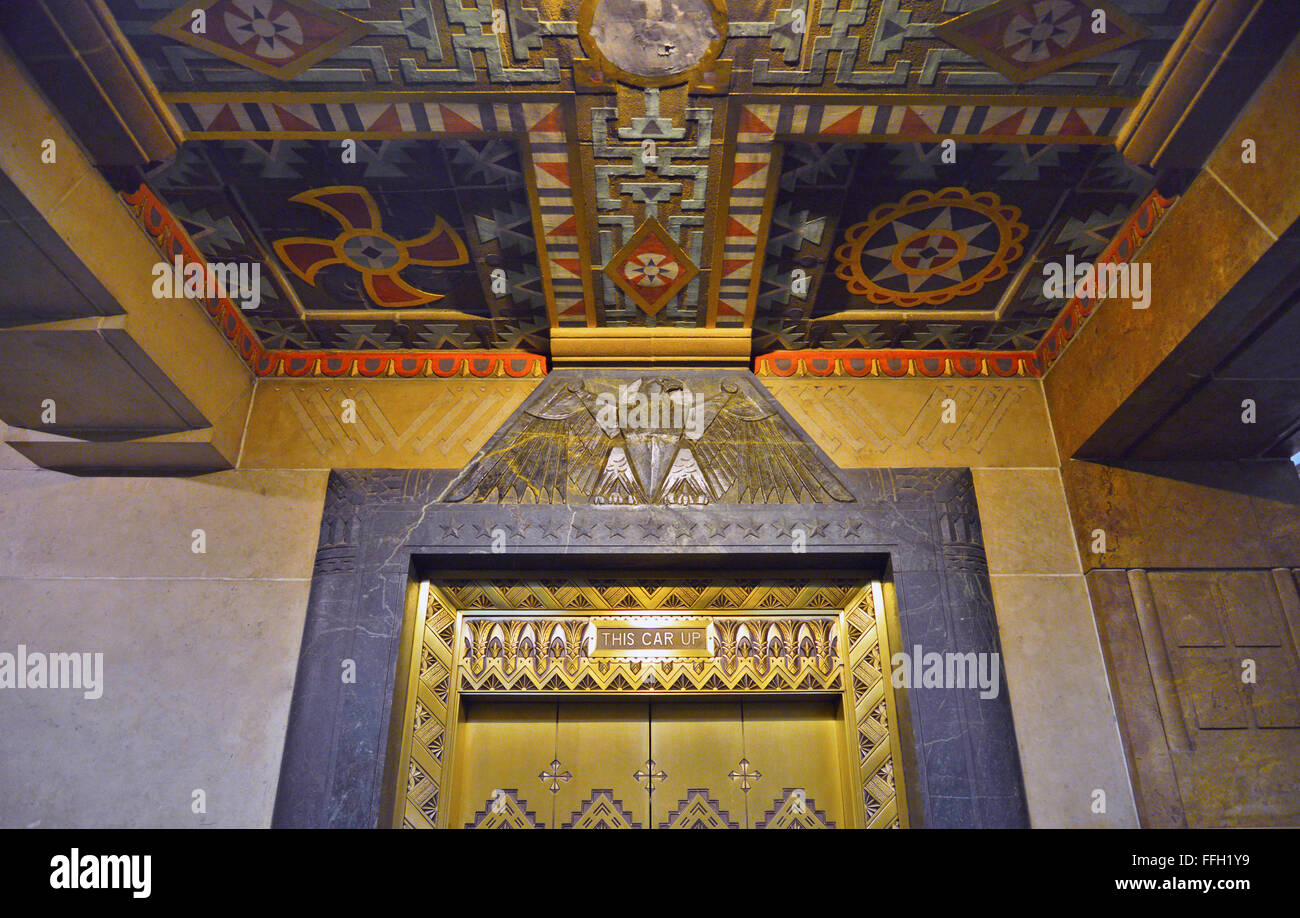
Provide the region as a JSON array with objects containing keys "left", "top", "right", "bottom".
[
  {"left": 439, "top": 521, "right": 463, "bottom": 539},
  {"left": 640, "top": 518, "right": 670, "bottom": 540}
]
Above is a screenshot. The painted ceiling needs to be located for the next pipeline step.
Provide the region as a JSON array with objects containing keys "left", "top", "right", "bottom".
[{"left": 101, "top": 0, "right": 1196, "bottom": 377}]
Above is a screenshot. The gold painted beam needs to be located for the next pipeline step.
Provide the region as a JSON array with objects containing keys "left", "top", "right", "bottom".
[
  {"left": 1118, "top": 0, "right": 1295, "bottom": 170},
  {"left": 550, "top": 326, "right": 751, "bottom": 364}
]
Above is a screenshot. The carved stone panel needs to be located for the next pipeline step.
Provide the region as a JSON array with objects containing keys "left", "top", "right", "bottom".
[
  {"left": 273, "top": 372, "right": 1027, "bottom": 829},
  {"left": 1094, "top": 568, "right": 1300, "bottom": 827}
]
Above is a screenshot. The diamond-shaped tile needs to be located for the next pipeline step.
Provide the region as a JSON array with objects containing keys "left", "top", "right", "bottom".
[
  {"left": 932, "top": 0, "right": 1146, "bottom": 84},
  {"left": 604, "top": 218, "right": 699, "bottom": 317},
  {"left": 153, "top": 0, "right": 372, "bottom": 81}
]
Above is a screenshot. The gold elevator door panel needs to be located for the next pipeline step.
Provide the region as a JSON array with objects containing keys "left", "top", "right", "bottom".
[
  {"left": 554, "top": 702, "right": 650, "bottom": 828},
  {"left": 742, "top": 700, "right": 845, "bottom": 828},
  {"left": 650, "top": 702, "right": 748, "bottom": 828},
  {"left": 450, "top": 699, "right": 846, "bottom": 828},
  {"left": 449, "top": 701, "right": 556, "bottom": 828}
]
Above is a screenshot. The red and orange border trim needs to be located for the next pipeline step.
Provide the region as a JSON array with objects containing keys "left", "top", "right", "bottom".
[
  {"left": 755, "top": 187, "right": 1176, "bottom": 379},
  {"left": 121, "top": 183, "right": 546, "bottom": 379},
  {"left": 755, "top": 349, "right": 1040, "bottom": 378}
]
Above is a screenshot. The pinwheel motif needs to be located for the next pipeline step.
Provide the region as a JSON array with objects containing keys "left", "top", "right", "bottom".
[
  {"left": 930, "top": 0, "right": 1145, "bottom": 85},
  {"left": 1003, "top": 0, "right": 1082, "bottom": 63},
  {"left": 623, "top": 249, "right": 681, "bottom": 288},
  {"left": 151, "top": 0, "right": 372, "bottom": 81},
  {"left": 273, "top": 186, "right": 468, "bottom": 308}
]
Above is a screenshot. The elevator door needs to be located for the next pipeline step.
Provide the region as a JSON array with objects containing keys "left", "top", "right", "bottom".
[{"left": 449, "top": 699, "right": 846, "bottom": 828}]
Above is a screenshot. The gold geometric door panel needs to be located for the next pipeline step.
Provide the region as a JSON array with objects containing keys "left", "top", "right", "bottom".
[
  {"left": 743, "top": 700, "right": 845, "bottom": 828},
  {"left": 449, "top": 702, "right": 554, "bottom": 829},
  {"left": 446, "top": 699, "right": 844, "bottom": 829},
  {"left": 555, "top": 702, "right": 649, "bottom": 829},
  {"left": 449, "top": 701, "right": 652, "bottom": 828},
  {"left": 389, "top": 575, "right": 909, "bottom": 828},
  {"left": 649, "top": 701, "right": 844, "bottom": 828},
  {"left": 650, "top": 702, "right": 746, "bottom": 828}
]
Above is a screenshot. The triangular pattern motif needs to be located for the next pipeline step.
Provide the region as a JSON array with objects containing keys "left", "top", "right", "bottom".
[
  {"left": 466, "top": 790, "right": 541, "bottom": 829},
  {"left": 660, "top": 789, "right": 739, "bottom": 829},
  {"left": 758, "top": 789, "right": 835, "bottom": 829},
  {"left": 564, "top": 790, "right": 640, "bottom": 829}
]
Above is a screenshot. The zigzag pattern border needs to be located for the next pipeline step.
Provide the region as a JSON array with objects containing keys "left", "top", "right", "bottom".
[
  {"left": 459, "top": 656, "right": 845, "bottom": 694},
  {"left": 739, "top": 99, "right": 1131, "bottom": 143}
]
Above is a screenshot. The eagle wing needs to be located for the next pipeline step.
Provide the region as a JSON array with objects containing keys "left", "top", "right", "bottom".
[
  {"left": 689, "top": 388, "right": 854, "bottom": 504},
  {"left": 440, "top": 386, "right": 612, "bottom": 503}
]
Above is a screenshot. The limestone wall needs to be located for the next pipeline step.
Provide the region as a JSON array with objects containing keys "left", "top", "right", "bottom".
[
  {"left": 0, "top": 422, "right": 325, "bottom": 828},
  {"left": 763, "top": 375, "right": 1138, "bottom": 828}
]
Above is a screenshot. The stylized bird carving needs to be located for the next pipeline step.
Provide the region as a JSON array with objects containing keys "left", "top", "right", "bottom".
[
  {"left": 441, "top": 376, "right": 854, "bottom": 505},
  {"left": 273, "top": 185, "right": 468, "bottom": 308}
]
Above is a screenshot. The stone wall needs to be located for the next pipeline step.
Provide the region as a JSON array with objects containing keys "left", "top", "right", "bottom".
[
  {"left": 1039, "top": 35, "right": 1300, "bottom": 828},
  {"left": 0, "top": 421, "right": 326, "bottom": 828},
  {"left": 764, "top": 375, "right": 1138, "bottom": 828},
  {"left": 1058, "top": 459, "right": 1300, "bottom": 826}
]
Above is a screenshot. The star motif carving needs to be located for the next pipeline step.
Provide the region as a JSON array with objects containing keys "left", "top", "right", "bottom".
[
  {"left": 705, "top": 520, "right": 732, "bottom": 540},
  {"left": 439, "top": 522, "right": 463, "bottom": 539}
]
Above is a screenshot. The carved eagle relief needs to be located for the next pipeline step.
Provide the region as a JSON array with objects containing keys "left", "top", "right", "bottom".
[{"left": 440, "top": 376, "right": 853, "bottom": 506}]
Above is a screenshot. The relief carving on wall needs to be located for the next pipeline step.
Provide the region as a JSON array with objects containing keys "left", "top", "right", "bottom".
[{"left": 441, "top": 372, "right": 854, "bottom": 505}]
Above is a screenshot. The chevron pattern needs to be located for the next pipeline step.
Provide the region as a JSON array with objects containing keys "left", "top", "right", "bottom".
[{"left": 272, "top": 379, "right": 536, "bottom": 466}]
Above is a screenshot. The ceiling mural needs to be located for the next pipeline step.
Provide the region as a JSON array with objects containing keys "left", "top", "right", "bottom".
[
  {"left": 100, "top": 0, "right": 1197, "bottom": 377},
  {"left": 143, "top": 136, "right": 549, "bottom": 352},
  {"left": 755, "top": 139, "right": 1156, "bottom": 354}
]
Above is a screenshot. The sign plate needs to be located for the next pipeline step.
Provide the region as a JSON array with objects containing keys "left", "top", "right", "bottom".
[{"left": 592, "top": 623, "right": 710, "bottom": 657}]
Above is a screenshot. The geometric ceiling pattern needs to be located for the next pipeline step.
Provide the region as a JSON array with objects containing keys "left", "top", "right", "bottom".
[
  {"left": 102, "top": 0, "right": 1197, "bottom": 376},
  {"left": 145, "top": 137, "right": 548, "bottom": 352},
  {"left": 755, "top": 139, "right": 1157, "bottom": 354}
]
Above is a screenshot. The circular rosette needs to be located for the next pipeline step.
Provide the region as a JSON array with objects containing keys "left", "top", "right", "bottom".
[
  {"left": 833, "top": 187, "right": 1028, "bottom": 307},
  {"left": 578, "top": 0, "right": 728, "bottom": 88}
]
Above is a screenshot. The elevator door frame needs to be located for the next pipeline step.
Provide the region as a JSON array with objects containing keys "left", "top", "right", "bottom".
[{"left": 385, "top": 576, "right": 913, "bottom": 829}]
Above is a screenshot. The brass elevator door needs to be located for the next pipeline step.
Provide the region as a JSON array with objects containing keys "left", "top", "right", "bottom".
[{"left": 449, "top": 699, "right": 845, "bottom": 828}]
